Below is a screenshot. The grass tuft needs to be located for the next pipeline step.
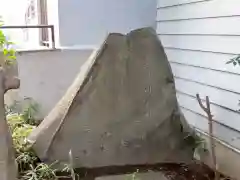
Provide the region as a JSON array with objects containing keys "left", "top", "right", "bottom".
[{"left": 6, "top": 99, "right": 58, "bottom": 180}]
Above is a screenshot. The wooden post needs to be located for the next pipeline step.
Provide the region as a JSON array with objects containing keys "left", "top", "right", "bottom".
[{"left": 0, "top": 55, "right": 19, "bottom": 180}]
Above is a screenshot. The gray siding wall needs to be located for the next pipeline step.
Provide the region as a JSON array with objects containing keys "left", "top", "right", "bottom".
[{"left": 157, "top": 0, "right": 240, "bottom": 150}]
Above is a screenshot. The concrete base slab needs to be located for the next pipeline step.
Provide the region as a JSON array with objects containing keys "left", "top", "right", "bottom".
[{"left": 96, "top": 172, "right": 168, "bottom": 180}]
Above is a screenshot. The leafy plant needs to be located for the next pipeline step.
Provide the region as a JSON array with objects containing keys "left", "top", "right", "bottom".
[
  {"left": 8, "top": 111, "right": 57, "bottom": 180},
  {"left": 16, "top": 151, "right": 38, "bottom": 173},
  {"left": 184, "top": 131, "right": 207, "bottom": 152},
  {"left": 6, "top": 99, "right": 78, "bottom": 179},
  {"left": 12, "top": 124, "right": 35, "bottom": 152},
  {"left": 226, "top": 55, "right": 240, "bottom": 66},
  {"left": 6, "top": 101, "right": 39, "bottom": 179},
  {"left": 7, "top": 98, "right": 40, "bottom": 126},
  {"left": 20, "top": 163, "right": 57, "bottom": 180},
  {"left": 0, "top": 18, "right": 16, "bottom": 65},
  {"left": 21, "top": 99, "right": 40, "bottom": 125},
  {"left": 6, "top": 99, "right": 39, "bottom": 153},
  {"left": 6, "top": 112, "right": 25, "bottom": 130}
]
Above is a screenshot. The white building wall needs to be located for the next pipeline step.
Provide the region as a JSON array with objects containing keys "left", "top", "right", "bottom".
[
  {"left": 16, "top": 49, "right": 93, "bottom": 117},
  {"left": 1, "top": 0, "right": 29, "bottom": 49},
  {"left": 47, "top": 0, "right": 61, "bottom": 47},
  {"left": 57, "top": 0, "right": 157, "bottom": 47},
  {"left": 157, "top": 0, "right": 240, "bottom": 150}
]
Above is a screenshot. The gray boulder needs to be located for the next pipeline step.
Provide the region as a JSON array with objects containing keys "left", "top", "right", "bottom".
[{"left": 28, "top": 28, "right": 193, "bottom": 168}]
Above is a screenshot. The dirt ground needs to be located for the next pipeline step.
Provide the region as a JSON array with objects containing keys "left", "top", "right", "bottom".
[{"left": 57, "top": 161, "right": 232, "bottom": 180}]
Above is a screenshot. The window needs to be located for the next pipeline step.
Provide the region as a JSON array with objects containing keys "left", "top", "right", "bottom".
[
  {"left": 24, "top": 0, "right": 36, "bottom": 41},
  {"left": 25, "top": 0, "right": 36, "bottom": 23},
  {"left": 38, "top": 0, "right": 49, "bottom": 47},
  {"left": 24, "top": 0, "right": 49, "bottom": 47}
]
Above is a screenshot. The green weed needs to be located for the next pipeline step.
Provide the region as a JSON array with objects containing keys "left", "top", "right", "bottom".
[
  {"left": 6, "top": 99, "right": 78, "bottom": 179},
  {"left": 125, "top": 170, "right": 141, "bottom": 180}
]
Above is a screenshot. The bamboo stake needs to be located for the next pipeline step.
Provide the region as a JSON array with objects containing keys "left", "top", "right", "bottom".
[{"left": 196, "top": 94, "right": 219, "bottom": 180}]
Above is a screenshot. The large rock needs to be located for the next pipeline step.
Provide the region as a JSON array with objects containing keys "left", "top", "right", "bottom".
[
  {"left": 28, "top": 28, "right": 193, "bottom": 168},
  {"left": 0, "top": 54, "right": 19, "bottom": 180}
]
